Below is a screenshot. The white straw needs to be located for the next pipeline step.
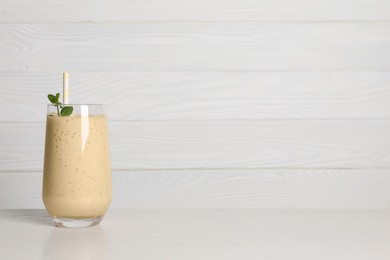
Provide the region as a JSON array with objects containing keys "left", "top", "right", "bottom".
[{"left": 63, "top": 72, "right": 69, "bottom": 104}]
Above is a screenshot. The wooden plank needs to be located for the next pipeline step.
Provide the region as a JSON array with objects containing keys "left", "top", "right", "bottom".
[
  {"left": 1, "top": 0, "right": 390, "bottom": 22},
  {"left": 1, "top": 23, "right": 390, "bottom": 71},
  {"left": 1, "top": 120, "right": 389, "bottom": 171},
  {"left": 2, "top": 71, "right": 390, "bottom": 121},
  {"left": 1, "top": 169, "right": 390, "bottom": 209}
]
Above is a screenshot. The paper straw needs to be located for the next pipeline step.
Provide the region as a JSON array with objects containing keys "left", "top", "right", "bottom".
[{"left": 63, "top": 72, "right": 69, "bottom": 104}]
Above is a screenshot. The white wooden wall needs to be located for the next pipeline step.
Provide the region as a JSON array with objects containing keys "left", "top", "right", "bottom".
[{"left": 1, "top": 0, "right": 390, "bottom": 209}]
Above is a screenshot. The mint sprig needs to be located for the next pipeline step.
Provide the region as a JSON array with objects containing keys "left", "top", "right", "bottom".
[{"left": 47, "top": 93, "right": 73, "bottom": 116}]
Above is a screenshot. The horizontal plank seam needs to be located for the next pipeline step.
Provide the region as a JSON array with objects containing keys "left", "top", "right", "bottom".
[
  {"left": 1, "top": 118, "right": 390, "bottom": 124},
  {"left": 1, "top": 168, "right": 390, "bottom": 174},
  {"left": 2, "top": 20, "right": 390, "bottom": 24},
  {"left": 3, "top": 69, "right": 390, "bottom": 73},
  {"left": 2, "top": 209, "right": 389, "bottom": 212}
]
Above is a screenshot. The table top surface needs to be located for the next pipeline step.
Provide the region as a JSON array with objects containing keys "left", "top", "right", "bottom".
[{"left": 1, "top": 209, "right": 390, "bottom": 260}]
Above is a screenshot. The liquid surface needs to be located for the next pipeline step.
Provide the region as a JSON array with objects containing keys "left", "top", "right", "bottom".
[{"left": 43, "top": 114, "right": 112, "bottom": 218}]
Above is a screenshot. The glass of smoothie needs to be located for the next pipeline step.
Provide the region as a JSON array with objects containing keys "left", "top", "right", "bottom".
[{"left": 42, "top": 104, "right": 112, "bottom": 228}]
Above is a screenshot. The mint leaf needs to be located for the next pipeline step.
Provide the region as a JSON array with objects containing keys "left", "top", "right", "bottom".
[
  {"left": 48, "top": 92, "right": 61, "bottom": 105},
  {"left": 48, "top": 94, "right": 57, "bottom": 104},
  {"left": 60, "top": 106, "right": 73, "bottom": 116}
]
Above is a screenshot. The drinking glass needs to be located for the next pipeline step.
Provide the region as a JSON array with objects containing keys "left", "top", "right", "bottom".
[{"left": 42, "top": 104, "right": 112, "bottom": 228}]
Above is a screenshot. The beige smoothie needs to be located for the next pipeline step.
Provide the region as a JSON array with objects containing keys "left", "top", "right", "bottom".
[{"left": 43, "top": 113, "right": 112, "bottom": 218}]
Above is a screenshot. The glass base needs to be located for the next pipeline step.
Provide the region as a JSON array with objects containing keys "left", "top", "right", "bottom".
[{"left": 52, "top": 215, "right": 104, "bottom": 228}]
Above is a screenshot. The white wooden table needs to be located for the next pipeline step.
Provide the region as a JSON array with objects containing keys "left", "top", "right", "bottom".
[{"left": 1, "top": 209, "right": 390, "bottom": 259}]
